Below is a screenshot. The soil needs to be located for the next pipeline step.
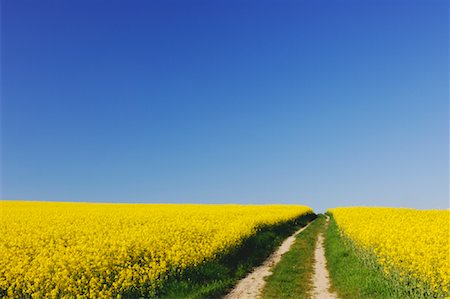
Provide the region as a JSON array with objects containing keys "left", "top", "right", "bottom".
[
  {"left": 311, "top": 218, "right": 339, "bottom": 299},
  {"left": 224, "top": 222, "right": 312, "bottom": 299}
]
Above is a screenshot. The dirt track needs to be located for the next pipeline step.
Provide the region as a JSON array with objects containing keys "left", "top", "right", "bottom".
[
  {"left": 224, "top": 222, "right": 312, "bottom": 299},
  {"left": 311, "top": 217, "right": 339, "bottom": 299}
]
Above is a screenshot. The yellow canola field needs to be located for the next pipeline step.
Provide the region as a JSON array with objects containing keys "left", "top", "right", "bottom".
[
  {"left": 330, "top": 207, "right": 450, "bottom": 295},
  {"left": 0, "top": 201, "right": 312, "bottom": 298}
]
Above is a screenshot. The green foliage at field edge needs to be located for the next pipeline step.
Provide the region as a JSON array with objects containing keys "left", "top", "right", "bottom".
[
  {"left": 152, "top": 213, "right": 317, "bottom": 299},
  {"left": 325, "top": 214, "right": 443, "bottom": 299}
]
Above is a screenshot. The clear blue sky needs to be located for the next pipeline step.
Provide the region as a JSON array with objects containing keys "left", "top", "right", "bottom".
[{"left": 1, "top": 0, "right": 448, "bottom": 212}]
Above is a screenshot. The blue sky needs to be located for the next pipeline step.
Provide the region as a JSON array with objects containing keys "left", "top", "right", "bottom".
[{"left": 1, "top": 0, "right": 448, "bottom": 212}]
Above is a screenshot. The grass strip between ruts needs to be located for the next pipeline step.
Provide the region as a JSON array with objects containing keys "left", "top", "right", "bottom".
[{"left": 261, "top": 214, "right": 326, "bottom": 299}]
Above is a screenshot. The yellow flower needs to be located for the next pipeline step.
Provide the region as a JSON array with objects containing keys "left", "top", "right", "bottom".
[
  {"left": 329, "top": 207, "right": 450, "bottom": 296},
  {"left": 0, "top": 201, "right": 312, "bottom": 298}
]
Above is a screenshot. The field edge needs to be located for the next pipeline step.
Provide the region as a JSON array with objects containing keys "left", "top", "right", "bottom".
[
  {"left": 157, "top": 212, "right": 317, "bottom": 299},
  {"left": 324, "top": 213, "right": 447, "bottom": 299}
]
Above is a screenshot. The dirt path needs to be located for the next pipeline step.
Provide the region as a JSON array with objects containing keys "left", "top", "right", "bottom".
[
  {"left": 224, "top": 222, "right": 313, "bottom": 299},
  {"left": 311, "top": 218, "right": 339, "bottom": 299}
]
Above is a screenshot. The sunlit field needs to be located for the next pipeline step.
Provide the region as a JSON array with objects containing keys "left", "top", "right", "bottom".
[
  {"left": 329, "top": 207, "right": 450, "bottom": 297},
  {"left": 0, "top": 201, "right": 313, "bottom": 298}
]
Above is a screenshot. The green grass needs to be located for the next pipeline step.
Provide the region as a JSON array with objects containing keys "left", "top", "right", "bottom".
[
  {"left": 152, "top": 213, "right": 317, "bottom": 299},
  {"left": 324, "top": 215, "right": 436, "bottom": 299},
  {"left": 261, "top": 214, "right": 326, "bottom": 299}
]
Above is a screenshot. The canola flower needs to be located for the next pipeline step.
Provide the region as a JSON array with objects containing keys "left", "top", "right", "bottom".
[
  {"left": 329, "top": 207, "right": 450, "bottom": 297},
  {"left": 0, "top": 201, "right": 312, "bottom": 298}
]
